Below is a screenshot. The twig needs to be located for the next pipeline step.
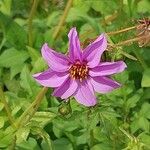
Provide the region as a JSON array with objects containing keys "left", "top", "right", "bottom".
[
  {"left": 52, "top": 0, "right": 73, "bottom": 40},
  {"left": 28, "top": 0, "right": 39, "bottom": 47}
]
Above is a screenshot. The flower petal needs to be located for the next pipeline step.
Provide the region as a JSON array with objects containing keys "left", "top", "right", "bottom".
[
  {"left": 41, "top": 43, "right": 69, "bottom": 72},
  {"left": 89, "top": 61, "right": 127, "bottom": 77},
  {"left": 90, "top": 76, "right": 120, "bottom": 94},
  {"left": 52, "top": 78, "right": 78, "bottom": 99},
  {"left": 33, "top": 69, "right": 69, "bottom": 87},
  {"left": 74, "top": 80, "right": 96, "bottom": 106},
  {"left": 83, "top": 34, "right": 107, "bottom": 68},
  {"left": 68, "top": 28, "right": 82, "bottom": 61}
]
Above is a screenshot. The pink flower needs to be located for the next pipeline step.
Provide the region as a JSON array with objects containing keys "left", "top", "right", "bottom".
[{"left": 33, "top": 28, "right": 127, "bottom": 107}]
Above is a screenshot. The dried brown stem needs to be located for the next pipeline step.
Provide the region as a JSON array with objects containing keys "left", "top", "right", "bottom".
[
  {"left": 107, "top": 26, "right": 137, "bottom": 36},
  {"left": 114, "top": 35, "right": 150, "bottom": 46}
]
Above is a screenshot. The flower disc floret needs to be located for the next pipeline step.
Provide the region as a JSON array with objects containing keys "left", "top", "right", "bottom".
[{"left": 69, "top": 61, "right": 89, "bottom": 81}]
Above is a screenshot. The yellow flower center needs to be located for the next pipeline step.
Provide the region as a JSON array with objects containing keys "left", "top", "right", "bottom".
[{"left": 69, "top": 61, "right": 89, "bottom": 82}]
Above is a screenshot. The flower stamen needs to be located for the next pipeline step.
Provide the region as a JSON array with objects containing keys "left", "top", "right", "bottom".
[{"left": 69, "top": 61, "right": 89, "bottom": 81}]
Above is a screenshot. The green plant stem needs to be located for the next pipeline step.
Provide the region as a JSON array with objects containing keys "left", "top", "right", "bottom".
[
  {"left": 28, "top": 0, "right": 39, "bottom": 47},
  {"left": 16, "top": 87, "right": 48, "bottom": 128},
  {"left": 0, "top": 87, "right": 15, "bottom": 128},
  {"left": 52, "top": 0, "right": 73, "bottom": 40}
]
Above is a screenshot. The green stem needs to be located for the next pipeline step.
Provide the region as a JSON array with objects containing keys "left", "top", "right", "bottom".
[
  {"left": 16, "top": 87, "right": 48, "bottom": 128},
  {"left": 0, "top": 87, "right": 15, "bottom": 128},
  {"left": 52, "top": 0, "right": 73, "bottom": 40},
  {"left": 28, "top": 0, "right": 39, "bottom": 47}
]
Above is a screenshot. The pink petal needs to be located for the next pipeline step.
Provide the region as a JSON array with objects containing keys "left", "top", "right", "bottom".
[
  {"left": 68, "top": 28, "right": 82, "bottom": 62},
  {"left": 52, "top": 78, "right": 78, "bottom": 99},
  {"left": 33, "top": 69, "right": 69, "bottom": 87},
  {"left": 83, "top": 34, "right": 107, "bottom": 68},
  {"left": 74, "top": 80, "right": 96, "bottom": 106},
  {"left": 89, "top": 61, "right": 127, "bottom": 77},
  {"left": 41, "top": 43, "right": 69, "bottom": 72},
  {"left": 90, "top": 76, "right": 120, "bottom": 94}
]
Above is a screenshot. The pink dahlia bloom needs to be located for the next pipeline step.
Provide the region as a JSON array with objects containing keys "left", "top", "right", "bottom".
[{"left": 33, "top": 28, "right": 127, "bottom": 106}]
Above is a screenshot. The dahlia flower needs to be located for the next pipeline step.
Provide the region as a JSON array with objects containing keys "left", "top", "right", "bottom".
[{"left": 33, "top": 28, "right": 126, "bottom": 106}]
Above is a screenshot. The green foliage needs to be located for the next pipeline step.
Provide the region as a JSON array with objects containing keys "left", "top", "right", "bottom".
[{"left": 0, "top": 0, "right": 150, "bottom": 150}]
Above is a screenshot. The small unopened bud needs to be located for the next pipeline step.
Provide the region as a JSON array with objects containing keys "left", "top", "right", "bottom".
[
  {"left": 58, "top": 101, "right": 72, "bottom": 116},
  {"left": 136, "top": 18, "right": 150, "bottom": 47}
]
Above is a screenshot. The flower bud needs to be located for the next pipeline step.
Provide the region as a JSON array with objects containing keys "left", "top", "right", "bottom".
[{"left": 58, "top": 101, "right": 72, "bottom": 116}]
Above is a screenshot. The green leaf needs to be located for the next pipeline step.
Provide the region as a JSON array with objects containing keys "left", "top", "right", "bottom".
[
  {"left": 138, "top": 117, "right": 149, "bottom": 132},
  {"left": 0, "top": 48, "right": 29, "bottom": 67},
  {"left": 137, "top": 0, "right": 150, "bottom": 13},
  {"left": 91, "top": 0, "right": 117, "bottom": 15},
  {"left": 0, "top": 0, "right": 12, "bottom": 15},
  {"left": 31, "top": 111, "right": 56, "bottom": 128},
  {"left": 0, "top": 11, "right": 27, "bottom": 49},
  {"left": 0, "top": 48, "right": 29, "bottom": 79},
  {"left": 16, "top": 137, "right": 40, "bottom": 150},
  {"left": 20, "top": 65, "right": 37, "bottom": 96},
  {"left": 0, "top": 130, "right": 14, "bottom": 148},
  {"left": 91, "top": 143, "right": 112, "bottom": 150},
  {"left": 141, "top": 69, "right": 150, "bottom": 87},
  {"left": 53, "top": 138, "right": 73, "bottom": 150},
  {"left": 31, "top": 126, "right": 52, "bottom": 150},
  {"left": 32, "top": 57, "right": 47, "bottom": 73},
  {"left": 139, "top": 103, "right": 150, "bottom": 119},
  {"left": 26, "top": 46, "right": 40, "bottom": 64},
  {"left": 16, "top": 127, "right": 30, "bottom": 144},
  {"left": 126, "top": 89, "right": 142, "bottom": 109}
]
